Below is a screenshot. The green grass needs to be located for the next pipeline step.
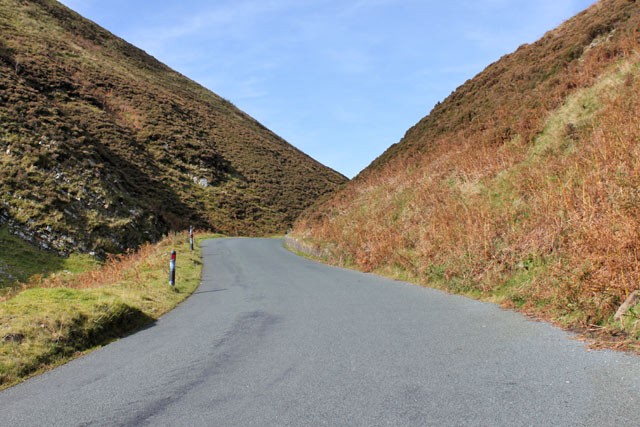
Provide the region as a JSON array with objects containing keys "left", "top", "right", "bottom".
[
  {"left": 0, "top": 226, "right": 99, "bottom": 292},
  {"left": 527, "top": 60, "right": 637, "bottom": 161},
  {"left": 0, "top": 0, "right": 346, "bottom": 256},
  {"left": 0, "top": 231, "right": 217, "bottom": 390}
]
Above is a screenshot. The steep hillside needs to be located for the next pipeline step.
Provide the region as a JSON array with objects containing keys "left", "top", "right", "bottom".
[
  {"left": 292, "top": 0, "right": 640, "bottom": 343},
  {"left": 0, "top": 0, "right": 346, "bottom": 257}
]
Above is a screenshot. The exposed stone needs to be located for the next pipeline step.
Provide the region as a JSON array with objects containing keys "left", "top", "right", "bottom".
[
  {"left": 2, "top": 333, "right": 25, "bottom": 344},
  {"left": 283, "top": 234, "right": 329, "bottom": 259},
  {"left": 0, "top": 262, "right": 17, "bottom": 282},
  {"left": 614, "top": 290, "right": 640, "bottom": 321}
]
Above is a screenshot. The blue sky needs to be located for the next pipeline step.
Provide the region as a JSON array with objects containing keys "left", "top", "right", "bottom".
[{"left": 58, "top": 0, "right": 596, "bottom": 178}]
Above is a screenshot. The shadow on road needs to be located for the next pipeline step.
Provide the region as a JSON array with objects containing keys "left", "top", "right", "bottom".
[{"left": 193, "top": 289, "right": 228, "bottom": 295}]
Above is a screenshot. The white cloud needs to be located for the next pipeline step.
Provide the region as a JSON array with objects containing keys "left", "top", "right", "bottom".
[
  {"left": 129, "top": 0, "right": 296, "bottom": 47},
  {"left": 460, "top": 0, "right": 596, "bottom": 51},
  {"left": 55, "top": 0, "right": 600, "bottom": 177},
  {"left": 324, "top": 47, "right": 374, "bottom": 75},
  {"left": 336, "top": 0, "right": 403, "bottom": 18}
]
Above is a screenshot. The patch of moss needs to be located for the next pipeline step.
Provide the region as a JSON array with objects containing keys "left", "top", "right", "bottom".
[{"left": 0, "top": 226, "right": 99, "bottom": 291}]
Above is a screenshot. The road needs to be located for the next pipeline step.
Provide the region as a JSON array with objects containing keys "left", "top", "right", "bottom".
[{"left": 1, "top": 238, "right": 639, "bottom": 426}]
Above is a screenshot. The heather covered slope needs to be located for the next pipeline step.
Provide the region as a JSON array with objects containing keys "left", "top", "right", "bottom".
[
  {"left": 292, "top": 0, "right": 640, "bottom": 344},
  {"left": 0, "top": 0, "right": 346, "bottom": 256}
]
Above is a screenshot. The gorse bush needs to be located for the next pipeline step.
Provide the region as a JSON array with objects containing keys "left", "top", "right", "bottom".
[{"left": 293, "top": 0, "right": 640, "bottom": 347}]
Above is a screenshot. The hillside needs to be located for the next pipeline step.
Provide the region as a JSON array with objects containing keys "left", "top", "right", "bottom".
[
  {"left": 0, "top": 0, "right": 346, "bottom": 259},
  {"left": 292, "top": 0, "right": 640, "bottom": 344}
]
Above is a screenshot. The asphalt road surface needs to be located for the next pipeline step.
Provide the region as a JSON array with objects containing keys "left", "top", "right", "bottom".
[{"left": 1, "top": 238, "right": 640, "bottom": 426}]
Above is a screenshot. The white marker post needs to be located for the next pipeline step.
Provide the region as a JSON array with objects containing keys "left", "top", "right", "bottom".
[
  {"left": 169, "top": 250, "right": 176, "bottom": 287},
  {"left": 189, "top": 225, "right": 194, "bottom": 251}
]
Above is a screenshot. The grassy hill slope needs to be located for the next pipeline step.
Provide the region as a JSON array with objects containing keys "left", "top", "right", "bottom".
[
  {"left": 0, "top": 0, "right": 346, "bottom": 258},
  {"left": 292, "top": 0, "right": 640, "bottom": 345}
]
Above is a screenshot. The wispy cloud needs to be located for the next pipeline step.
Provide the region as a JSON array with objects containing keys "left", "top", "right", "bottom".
[
  {"left": 336, "top": 0, "right": 403, "bottom": 18},
  {"left": 57, "top": 0, "right": 597, "bottom": 178},
  {"left": 324, "top": 47, "right": 374, "bottom": 75},
  {"left": 460, "top": 0, "right": 597, "bottom": 51},
  {"left": 128, "top": 0, "right": 297, "bottom": 51}
]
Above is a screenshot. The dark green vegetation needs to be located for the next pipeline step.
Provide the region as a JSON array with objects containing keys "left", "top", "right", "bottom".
[
  {"left": 0, "top": 232, "right": 206, "bottom": 389},
  {"left": 293, "top": 0, "right": 640, "bottom": 349},
  {"left": 0, "top": 0, "right": 346, "bottom": 259},
  {"left": 0, "top": 226, "right": 98, "bottom": 291}
]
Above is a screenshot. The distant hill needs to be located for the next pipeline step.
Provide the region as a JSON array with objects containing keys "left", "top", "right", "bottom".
[
  {"left": 0, "top": 0, "right": 346, "bottom": 256},
  {"left": 292, "top": 0, "right": 640, "bottom": 340}
]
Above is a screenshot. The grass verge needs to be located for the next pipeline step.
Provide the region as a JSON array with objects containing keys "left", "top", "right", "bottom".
[
  {"left": 0, "top": 231, "right": 218, "bottom": 390},
  {"left": 0, "top": 226, "right": 99, "bottom": 293},
  {"left": 285, "top": 235, "right": 640, "bottom": 353},
  {"left": 290, "top": 50, "right": 640, "bottom": 354}
]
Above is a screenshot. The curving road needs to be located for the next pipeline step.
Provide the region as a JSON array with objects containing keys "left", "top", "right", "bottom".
[{"left": 1, "top": 238, "right": 640, "bottom": 426}]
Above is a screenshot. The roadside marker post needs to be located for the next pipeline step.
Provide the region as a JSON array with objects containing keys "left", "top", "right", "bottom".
[
  {"left": 169, "top": 250, "right": 176, "bottom": 287},
  {"left": 189, "top": 225, "right": 194, "bottom": 251}
]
